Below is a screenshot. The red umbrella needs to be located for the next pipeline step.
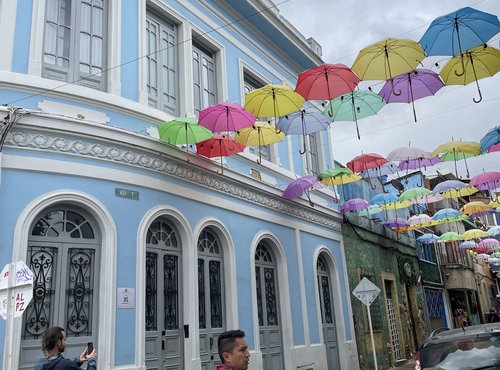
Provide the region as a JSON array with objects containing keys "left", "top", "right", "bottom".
[
  {"left": 347, "top": 153, "right": 388, "bottom": 173},
  {"left": 347, "top": 153, "right": 388, "bottom": 190},
  {"left": 198, "top": 102, "right": 256, "bottom": 133},
  {"left": 295, "top": 63, "right": 360, "bottom": 115},
  {"left": 196, "top": 134, "right": 245, "bottom": 174}
]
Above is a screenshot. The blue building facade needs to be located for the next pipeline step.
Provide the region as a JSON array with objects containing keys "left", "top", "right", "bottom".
[{"left": 0, "top": 1, "right": 358, "bottom": 369}]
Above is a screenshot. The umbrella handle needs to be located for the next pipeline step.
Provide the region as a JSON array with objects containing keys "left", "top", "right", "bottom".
[
  {"left": 454, "top": 55, "right": 465, "bottom": 77},
  {"left": 390, "top": 78, "right": 402, "bottom": 96},
  {"left": 473, "top": 85, "right": 483, "bottom": 103}
]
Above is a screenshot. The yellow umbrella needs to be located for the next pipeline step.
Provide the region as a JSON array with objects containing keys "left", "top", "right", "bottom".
[
  {"left": 235, "top": 121, "right": 285, "bottom": 163},
  {"left": 463, "top": 229, "right": 488, "bottom": 240},
  {"left": 440, "top": 45, "right": 500, "bottom": 103},
  {"left": 244, "top": 84, "right": 304, "bottom": 119},
  {"left": 460, "top": 201, "right": 491, "bottom": 215},
  {"left": 378, "top": 200, "right": 412, "bottom": 211},
  {"left": 441, "top": 186, "right": 478, "bottom": 199},
  {"left": 430, "top": 140, "right": 480, "bottom": 177},
  {"left": 351, "top": 38, "right": 425, "bottom": 95},
  {"left": 489, "top": 198, "right": 500, "bottom": 208}
]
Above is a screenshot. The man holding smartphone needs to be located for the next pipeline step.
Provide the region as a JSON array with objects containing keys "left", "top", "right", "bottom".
[{"left": 34, "top": 326, "right": 97, "bottom": 370}]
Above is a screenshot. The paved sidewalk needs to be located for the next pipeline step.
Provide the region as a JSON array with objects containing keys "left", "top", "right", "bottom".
[{"left": 388, "top": 360, "right": 414, "bottom": 370}]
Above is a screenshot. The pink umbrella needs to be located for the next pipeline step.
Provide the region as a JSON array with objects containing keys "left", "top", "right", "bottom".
[
  {"left": 488, "top": 143, "right": 500, "bottom": 153},
  {"left": 469, "top": 171, "right": 500, "bottom": 192},
  {"left": 198, "top": 102, "right": 256, "bottom": 133}
]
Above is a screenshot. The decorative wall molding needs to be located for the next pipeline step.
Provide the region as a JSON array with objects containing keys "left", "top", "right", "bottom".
[{"left": 5, "top": 130, "right": 342, "bottom": 230}]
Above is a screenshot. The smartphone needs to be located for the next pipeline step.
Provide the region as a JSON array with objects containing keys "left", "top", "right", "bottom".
[{"left": 86, "top": 342, "right": 94, "bottom": 355}]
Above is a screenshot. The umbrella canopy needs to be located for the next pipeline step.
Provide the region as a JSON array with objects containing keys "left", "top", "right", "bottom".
[
  {"left": 323, "top": 90, "right": 385, "bottom": 139},
  {"left": 319, "top": 168, "right": 362, "bottom": 186},
  {"left": 347, "top": 153, "right": 388, "bottom": 173},
  {"left": 488, "top": 143, "right": 500, "bottom": 153},
  {"left": 244, "top": 84, "right": 304, "bottom": 119},
  {"left": 439, "top": 45, "right": 500, "bottom": 103},
  {"left": 386, "top": 146, "right": 432, "bottom": 162},
  {"left": 295, "top": 63, "right": 360, "bottom": 101},
  {"left": 277, "top": 110, "right": 330, "bottom": 154},
  {"left": 490, "top": 199, "right": 500, "bottom": 208},
  {"left": 432, "top": 180, "right": 479, "bottom": 198},
  {"left": 459, "top": 240, "right": 478, "bottom": 249},
  {"left": 283, "top": 175, "right": 320, "bottom": 200},
  {"left": 340, "top": 198, "right": 369, "bottom": 213},
  {"left": 384, "top": 217, "right": 408, "bottom": 228},
  {"left": 369, "top": 193, "right": 399, "bottom": 205},
  {"left": 487, "top": 226, "right": 500, "bottom": 236},
  {"left": 432, "top": 208, "right": 461, "bottom": 221},
  {"left": 478, "top": 238, "right": 500, "bottom": 248},
  {"left": 398, "top": 157, "right": 442, "bottom": 171},
  {"left": 319, "top": 167, "right": 362, "bottom": 200},
  {"left": 463, "top": 229, "right": 489, "bottom": 240},
  {"left": 196, "top": 134, "right": 245, "bottom": 174},
  {"left": 419, "top": 7, "right": 500, "bottom": 56},
  {"left": 480, "top": 125, "right": 500, "bottom": 153},
  {"left": 416, "top": 233, "right": 440, "bottom": 243},
  {"left": 157, "top": 117, "right": 213, "bottom": 144},
  {"left": 407, "top": 214, "right": 433, "bottom": 227},
  {"left": 157, "top": 117, "right": 213, "bottom": 161},
  {"left": 235, "top": 121, "right": 285, "bottom": 163},
  {"left": 399, "top": 187, "right": 443, "bottom": 205},
  {"left": 358, "top": 205, "right": 383, "bottom": 216},
  {"left": 198, "top": 102, "right": 255, "bottom": 133},
  {"left": 460, "top": 201, "right": 491, "bottom": 215},
  {"left": 440, "top": 231, "right": 463, "bottom": 241},
  {"left": 469, "top": 171, "right": 500, "bottom": 191},
  {"left": 351, "top": 38, "right": 425, "bottom": 97},
  {"left": 378, "top": 69, "right": 444, "bottom": 122},
  {"left": 430, "top": 140, "right": 480, "bottom": 177}
]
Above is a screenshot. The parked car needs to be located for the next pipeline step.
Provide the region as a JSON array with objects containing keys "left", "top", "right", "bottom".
[{"left": 413, "top": 323, "right": 500, "bottom": 369}]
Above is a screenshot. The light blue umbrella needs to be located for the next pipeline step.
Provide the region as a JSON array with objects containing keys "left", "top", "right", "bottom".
[
  {"left": 277, "top": 110, "right": 330, "bottom": 154},
  {"left": 459, "top": 240, "right": 478, "bottom": 249},
  {"left": 416, "top": 233, "right": 440, "bottom": 244},
  {"left": 369, "top": 193, "right": 398, "bottom": 206},
  {"left": 480, "top": 125, "right": 500, "bottom": 153},
  {"left": 432, "top": 208, "right": 461, "bottom": 221}
]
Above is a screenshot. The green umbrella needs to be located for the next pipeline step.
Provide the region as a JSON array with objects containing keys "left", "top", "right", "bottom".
[
  {"left": 399, "top": 188, "right": 433, "bottom": 201},
  {"left": 439, "top": 231, "right": 463, "bottom": 242},
  {"left": 157, "top": 117, "right": 213, "bottom": 161},
  {"left": 323, "top": 90, "right": 385, "bottom": 139}
]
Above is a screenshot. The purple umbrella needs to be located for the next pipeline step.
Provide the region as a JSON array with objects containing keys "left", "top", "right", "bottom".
[
  {"left": 340, "top": 198, "right": 369, "bottom": 213},
  {"left": 379, "top": 69, "right": 444, "bottom": 122},
  {"left": 398, "top": 156, "right": 442, "bottom": 171},
  {"left": 383, "top": 217, "right": 408, "bottom": 229},
  {"left": 478, "top": 238, "right": 500, "bottom": 248},
  {"left": 283, "top": 176, "right": 320, "bottom": 200},
  {"left": 198, "top": 102, "right": 256, "bottom": 133}
]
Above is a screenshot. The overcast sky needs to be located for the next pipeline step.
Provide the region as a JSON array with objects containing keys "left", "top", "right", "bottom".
[{"left": 277, "top": 0, "right": 500, "bottom": 179}]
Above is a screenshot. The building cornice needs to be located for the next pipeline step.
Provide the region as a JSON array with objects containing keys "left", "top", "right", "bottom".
[{"left": 5, "top": 125, "right": 341, "bottom": 231}]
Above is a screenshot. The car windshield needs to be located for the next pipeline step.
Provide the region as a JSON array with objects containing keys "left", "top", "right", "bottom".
[{"left": 420, "top": 335, "right": 500, "bottom": 369}]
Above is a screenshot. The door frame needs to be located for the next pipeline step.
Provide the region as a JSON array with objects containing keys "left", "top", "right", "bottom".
[
  {"left": 137, "top": 206, "right": 193, "bottom": 369},
  {"left": 249, "top": 232, "right": 292, "bottom": 370},
  {"left": 7, "top": 190, "right": 116, "bottom": 370},
  {"left": 313, "top": 246, "right": 351, "bottom": 370},
  {"left": 193, "top": 218, "right": 237, "bottom": 367}
]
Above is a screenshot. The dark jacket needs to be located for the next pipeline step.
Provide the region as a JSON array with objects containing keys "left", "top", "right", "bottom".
[{"left": 34, "top": 356, "right": 96, "bottom": 370}]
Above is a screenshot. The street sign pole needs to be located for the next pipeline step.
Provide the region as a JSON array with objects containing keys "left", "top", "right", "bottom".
[
  {"left": 366, "top": 303, "right": 378, "bottom": 370},
  {"left": 353, "top": 277, "right": 381, "bottom": 370}
]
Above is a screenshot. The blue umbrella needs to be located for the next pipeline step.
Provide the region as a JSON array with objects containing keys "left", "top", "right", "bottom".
[
  {"left": 277, "top": 110, "right": 330, "bottom": 154},
  {"left": 419, "top": 7, "right": 500, "bottom": 57},
  {"left": 417, "top": 233, "right": 440, "bottom": 244},
  {"left": 369, "top": 193, "right": 398, "bottom": 205},
  {"left": 432, "top": 208, "right": 461, "bottom": 221},
  {"left": 480, "top": 125, "right": 500, "bottom": 153}
]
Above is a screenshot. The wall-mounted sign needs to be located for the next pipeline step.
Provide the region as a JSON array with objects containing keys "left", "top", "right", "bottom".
[
  {"left": 117, "top": 288, "right": 135, "bottom": 309},
  {"left": 115, "top": 188, "right": 139, "bottom": 200}
]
